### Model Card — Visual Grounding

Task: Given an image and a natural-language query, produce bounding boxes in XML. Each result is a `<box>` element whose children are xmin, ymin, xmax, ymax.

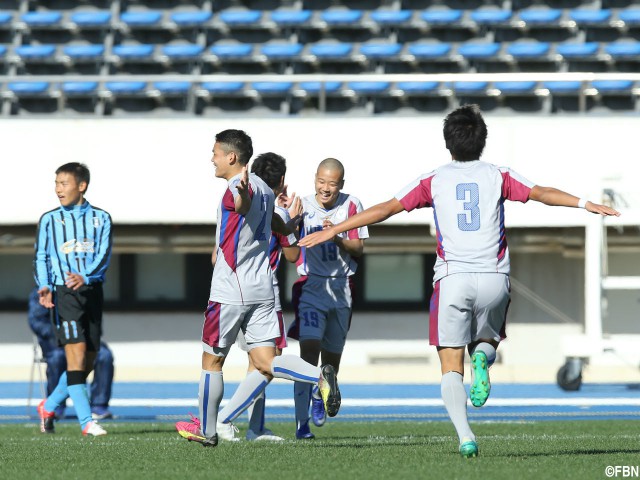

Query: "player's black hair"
<box><xmin>443</xmin><ymin>104</ymin><xmax>488</xmax><ymax>161</ymax></box>
<box><xmin>55</xmin><ymin>162</ymin><xmax>90</xmax><ymax>191</ymax></box>
<box><xmin>251</xmin><ymin>152</ymin><xmax>286</xmax><ymax>189</ymax></box>
<box><xmin>215</xmin><ymin>129</ymin><xmax>253</xmax><ymax>166</ymax></box>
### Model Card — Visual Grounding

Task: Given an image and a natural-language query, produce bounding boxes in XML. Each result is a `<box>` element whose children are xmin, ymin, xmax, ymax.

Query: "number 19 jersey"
<box><xmin>395</xmin><ymin>160</ymin><xmax>535</xmax><ymax>282</ymax></box>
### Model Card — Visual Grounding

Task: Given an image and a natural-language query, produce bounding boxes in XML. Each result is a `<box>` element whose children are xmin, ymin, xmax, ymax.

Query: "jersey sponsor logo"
<box><xmin>307</xmin><ymin>211</ymin><xmax>316</xmax><ymax>219</ymax></box>
<box><xmin>60</xmin><ymin>239</ymin><xmax>95</xmax><ymax>254</ymax></box>
<box><xmin>93</xmin><ymin>217</ymin><xmax>102</xmax><ymax>227</ymax></box>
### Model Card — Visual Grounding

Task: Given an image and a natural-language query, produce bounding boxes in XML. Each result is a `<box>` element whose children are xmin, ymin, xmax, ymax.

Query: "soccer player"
<box><xmin>288</xmin><ymin>158</ymin><xmax>368</xmax><ymax>439</ymax></box>
<box><xmin>298</xmin><ymin>105</ymin><xmax>620</xmax><ymax>457</ymax></box>
<box><xmin>34</xmin><ymin>162</ymin><xmax>113</xmax><ymax>437</ymax></box>
<box><xmin>175</xmin><ymin>130</ymin><xmax>340</xmax><ymax>448</ymax></box>
<box><xmin>28</xmin><ymin>287</ymin><xmax>115</xmax><ymax>422</ymax></box>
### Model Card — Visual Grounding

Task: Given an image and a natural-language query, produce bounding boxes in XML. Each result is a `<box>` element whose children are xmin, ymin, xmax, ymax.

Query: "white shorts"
<box><xmin>429</xmin><ymin>273</ymin><xmax>510</xmax><ymax>347</ymax></box>
<box><xmin>201</xmin><ymin>301</ymin><xmax>279</xmax><ymax>355</ymax></box>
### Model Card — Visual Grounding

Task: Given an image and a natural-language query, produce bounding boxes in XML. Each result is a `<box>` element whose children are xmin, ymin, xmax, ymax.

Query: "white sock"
<box><xmin>199</xmin><ymin>370</ymin><xmax>223</xmax><ymax>438</ymax></box>
<box><xmin>218</xmin><ymin>370</ymin><xmax>270</xmax><ymax>424</ymax></box>
<box><xmin>441</xmin><ymin>371</ymin><xmax>475</xmax><ymax>443</ymax></box>
<box><xmin>271</xmin><ymin>355</ymin><xmax>321</xmax><ymax>383</ymax></box>
<box><xmin>472</xmin><ymin>343</ymin><xmax>497</xmax><ymax>367</ymax></box>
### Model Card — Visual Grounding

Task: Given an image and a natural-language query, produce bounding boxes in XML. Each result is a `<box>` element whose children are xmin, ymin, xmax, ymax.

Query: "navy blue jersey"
<box><xmin>34</xmin><ymin>201</ymin><xmax>112</xmax><ymax>290</ymax></box>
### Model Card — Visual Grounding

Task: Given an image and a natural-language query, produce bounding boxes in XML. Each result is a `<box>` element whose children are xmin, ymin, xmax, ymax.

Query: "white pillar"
<box><xmin>584</xmin><ymin>213</ymin><xmax>603</xmax><ymax>342</ymax></box>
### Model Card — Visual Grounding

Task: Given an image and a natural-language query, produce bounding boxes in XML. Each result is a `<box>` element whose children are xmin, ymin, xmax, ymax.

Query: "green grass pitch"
<box><xmin>1</xmin><ymin>420</ymin><xmax>639</xmax><ymax>480</ymax></box>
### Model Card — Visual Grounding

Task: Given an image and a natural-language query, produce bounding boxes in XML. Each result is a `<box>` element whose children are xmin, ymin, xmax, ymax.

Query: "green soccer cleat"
<box><xmin>470</xmin><ymin>351</ymin><xmax>491</xmax><ymax>408</ymax></box>
<box><xmin>459</xmin><ymin>439</ymin><xmax>479</xmax><ymax>458</ymax></box>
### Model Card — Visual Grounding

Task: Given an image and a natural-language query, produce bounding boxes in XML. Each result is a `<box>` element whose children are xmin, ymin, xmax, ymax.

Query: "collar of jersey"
<box><xmin>451</xmin><ymin>160</ymin><xmax>480</xmax><ymax>168</ymax></box>
<box><xmin>61</xmin><ymin>200</ymin><xmax>90</xmax><ymax>214</ymax></box>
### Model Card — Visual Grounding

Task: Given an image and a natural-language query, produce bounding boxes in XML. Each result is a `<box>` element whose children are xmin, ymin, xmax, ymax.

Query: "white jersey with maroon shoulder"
<box><xmin>395</xmin><ymin>160</ymin><xmax>534</xmax><ymax>282</ymax></box>
<box><xmin>297</xmin><ymin>192</ymin><xmax>369</xmax><ymax>277</ymax></box>
<box><xmin>210</xmin><ymin>172</ymin><xmax>275</xmax><ymax>305</ymax></box>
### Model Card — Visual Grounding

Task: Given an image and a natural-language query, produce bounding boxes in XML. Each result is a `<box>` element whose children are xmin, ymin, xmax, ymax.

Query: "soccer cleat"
<box><xmin>246</xmin><ymin>428</ymin><xmax>284</xmax><ymax>442</ymax></box>
<box><xmin>470</xmin><ymin>351</ymin><xmax>491</xmax><ymax>408</ymax></box>
<box><xmin>311</xmin><ymin>385</ymin><xmax>326</xmax><ymax>427</ymax></box>
<box><xmin>38</xmin><ymin>400</ymin><xmax>55</xmax><ymax>434</ymax></box>
<box><xmin>216</xmin><ymin>422</ymin><xmax>240</xmax><ymax>442</ymax></box>
<box><xmin>459</xmin><ymin>438</ymin><xmax>479</xmax><ymax>458</ymax></box>
<box><xmin>295</xmin><ymin>420</ymin><xmax>315</xmax><ymax>440</ymax></box>
<box><xmin>91</xmin><ymin>406</ymin><xmax>113</xmax><ymax>421</ymax></box>
<box><xmin>82</xmin><ymin>421</ymin><xmax>107</xmax><ymax>437</ymax></box>
<box><xmin>318</xmin><ymin>364</ymin><xmax>341</xmax><ymax>417</ymax></box>
<box><xmin>176</xmin><ymin>416</ymin><xmax>217</xmax><ymax>447</ymax></box>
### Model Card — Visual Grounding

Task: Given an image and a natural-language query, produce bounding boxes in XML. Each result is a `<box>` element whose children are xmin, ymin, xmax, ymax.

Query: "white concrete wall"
<box><xmin>2</xmin><ymin>115</ymin><xmax>638</xmax><ymax>226</ymax></box>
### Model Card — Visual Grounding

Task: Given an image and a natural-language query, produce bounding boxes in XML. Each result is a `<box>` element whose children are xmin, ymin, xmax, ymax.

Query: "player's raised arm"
<box><xmin>299</xmin><ymin>198</ymin><xmax>405</xmax><ymax>248</ymax></box>
<box><xmin>528</xmin><ymin>186</ymin><xmax>621</xmax><ymax>216</ymax></box>
<box><xmin>234</xmin><ymin>166</ymin><xmax>252</xmax><ymax>215</ymax></box>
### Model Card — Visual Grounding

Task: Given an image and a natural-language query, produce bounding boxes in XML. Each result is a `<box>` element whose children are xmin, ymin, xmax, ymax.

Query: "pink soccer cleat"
<box><xmin>175</xmin><ymin>414</ymin><xmax>218</xmax><ymax>447</ymax></box>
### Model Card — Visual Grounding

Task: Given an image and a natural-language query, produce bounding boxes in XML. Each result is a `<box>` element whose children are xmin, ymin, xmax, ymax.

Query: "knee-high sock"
<box><xmin>44</xmin><ymin>371</ymin><xmax>68</xmax><ymax>413</ymax></box>
<box><xmin>441</xmin><ymin>371</ymin><xmax>475</xmax><ymax>443</ymax></box>
<box><xmin>271</xmin><ymin>355</ymin><xmax>320</xmax><ymax>383</ymax></box>
<box><xmin>199</xmin><ymin>370</ymin><xmax>224</xmax><ymax>438</ymax></box>
<box><xmin>218</xmin><ymin>370</ymin><xmax>269</xmax><ymax>424</ymax></box>
<box><xmin>66</xmin><ymin>370</ymin><xmax>92</xmax><ymax>429</ymax></box>
<box><xmin>247</xmin><ymin>390</ymin><xmax>265</xmax><ymax>433</ymax></box>
<box><xmin>294</xmin><ymin>382</ymin><xmax>312</xmax><ymax>426</ymax></box>
<box><xmin>472</xmin><ymin>342</ymin><xmax>497</xmax><ymax>367</ymax></box>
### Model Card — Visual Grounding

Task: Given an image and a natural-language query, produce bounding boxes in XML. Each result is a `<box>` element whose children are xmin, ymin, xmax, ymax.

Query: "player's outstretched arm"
<box><xmin>299</xmin><ymin>198</ymin><xmax>405</xmax><ymax>248</ymax></box>
<box><xmin>529</xmin><ymin>186</ymin><xmax>620</xmax><ymax>216</ymax></box>
<box><xmin>234</xmin><ymin>166</ymin><xmax>252</xmax><ymax>215</ymax></box>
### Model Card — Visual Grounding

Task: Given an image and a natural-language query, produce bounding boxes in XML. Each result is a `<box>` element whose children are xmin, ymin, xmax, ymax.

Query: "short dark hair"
<box><xmin>215</xmin><ymin>129</ymin><xmax>253</xmax><ymax>166</ymax></box>
<box><xmin>251</xmin><ymin>152</ymin><xmax>286</xmax><ymax>189</ymax></box>
<box><xmin>55</xmin><ymin>162</ymin><xmax>90</xmax><ymax>190</ymax></box>
<box><xmin>443</xmin><ymin>104</ymin><xmax>487</xmax><ymax>161</ymax></box>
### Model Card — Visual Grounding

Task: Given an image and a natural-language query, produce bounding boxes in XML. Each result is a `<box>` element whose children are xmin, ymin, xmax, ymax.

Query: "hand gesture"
<box><xmin>277</xmin><ymin>185</ymin><xmax>290</xmax><ymax>208</ymax></box>
<box><xmin>65</xmin><ymin>272</ymin><xmax>86</xmax><ymax>291</ymax></box>
<box><xmin>585</xmin><ymin>202</ymin><xmax>621</xmax><ymax>217</ymax></box>
<box><xmin>236</xmin><ymin>166</ymin><xmax>249</xmax><ymax>198</ymax></box>
<box><xmin>288</xmin><ymin>193</ymin><xmax>303</xmax><ymax>224</ymax></box>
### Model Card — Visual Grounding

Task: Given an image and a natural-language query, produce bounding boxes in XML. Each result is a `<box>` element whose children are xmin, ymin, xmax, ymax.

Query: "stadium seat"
<box><xmin>470</xmin><ymin>10</ymin><xmax>513</xmax><ymax>25</ymax></box>
<box><xmin>395</xmin><ymin>81</ymin><xmax>440</xmax><ymax>93</ymax></box>
<box><xmin>62</xmin><ymin>81</ymin><xmax>98</xmax><ymax>95</ymax></box>
<box><xmin>260</xmin><ymin>43</ymin><xmax>304</xmax><ymax>60</ymax></box>
<box><xmin>105</xmin><ymin>81</ymin><xmax>147</xmax><ymax>94</ymax></box>
<box><xmin>407</xmin><ymin>43</ymin><xmax>452</xmax><ymax>59</ymax></box>
<box><xmin>153</xmin><ymin>81</ymin><xmax>191</xmax><ymax>94</ymax></box>
<box><xmin>506</xmin><ymin>42</ymin><xmax>551</xmax><ymax>59</ymax></box>
<box><xmin>543</xmin><ymin>81</ymin><xmax>582</xmax><ymax>93</ymax></box>
<box><xmin>493</xmin><ymin>81</ymin><xmax>537</xmax><ymax>94</ymax></box>
<box><xmin>62</xmin><ymin>44</ymin><xmax>105</xmax><ymax>60</ymax></box>
<box><xmin>0</xmin><ymin>45</ymin><xmax>6</xmax><ymax>57</ymax></box>
<box><xmin>618</xmin><ymin>9</ymin><xmax>640</xmax><ymax>26</ymax></box>
<box><xmin>120</xmin><ymin>11</ymin><xmax>163</xmax><ymax>27</ymax></box>
<box><xmin>454</xmin><ymin>81</ymin><xmax>489</xmax><ymax>93</ymax></box>
<box><xmin>369</xmin><ymin>10</ymin><xmax>413</xmax><ymax>26</ymax></box>
<box><xmin>297</xmin><ymin>81</ymin><xmax>342</xmax><ymax>94</ymax></box>
<box><xmin>218</xmin><ymin>10</ymin><xmax>262</xmax><ymax>26</ymax></box>
<box><xmin>604</xmin><ymin>42</ymin><xmax>640</xmax><ymax>58</ymax></box>
<box><xmin>308</xmin><ymin>42</ymin><xmax>354</xmax><ymax>60</ymax></box>
<box><xmin>270</xmin><ymin>10</ymin><xmax>312</xmax><ymax>26</ymax></box>
<box><xmin>457</xmin><ymin>42</ymin><xmax>501</xmax><ymax>59</ymax></box>
<box><xmin>15</xmin><ymin>45</ymin><xmax>57</xmax><ymax>60</ymax></box>
<box><xmin>0</xmin><ymin>12</ymin><xmax>11</xmax><ymax>27</ymax></box>
<box><xmin>21</xmin><ymin>11</ymin><xmax>63</xmax><ymax>27</ymax></box>
<box><xmin>199</xmin><ymin>81</ymin><xmax>245</xmax><ymax>94</ymax></box>
<box><xmin>420</xmin><ymin>9</ymin><xmax>463</xmax><ymax>25</ymax></box>
<box><xmin>347</xmin><ymin>81</ymin><xmax>390</xmax><ymax>94</ymax></box>
<box><xmin>70</xmin><ymin>11</ymin><xmax>111</xmax><ymax>28</ymax></box>
<box><xmin>591</xmin><ymin>80</ymin><xmax>634</xmax><ymax>92</ymax></box>
<box><xmin>208</xmin><ymin>43</ymin><xmax>254</xmax><ymax>60</ymax></box>
<box><xmin>161</xmin><ymin>44</ymin><xmax>204</xmax><ymax>59</ymax></box>
<box><xmin>518</xmin><ymin>9</ymin><xmax>563</xmax><ymax>25</ymax></box>
<box><xmin>569</xmin><ymin>9</ymin><xmax>612</xmax><ymax>26</ymax></box>
<box><xmin>320</xmin><ymin>10</ymin><xmax>363</xmax><ymax>26</ymax></box>
<box><xmin>7</xmin><ymin>81</ymin><xmax>50</xmax><ymax>94</ymax></box>
<box><xmin>252</xmin><ymin>81</ymin><xmax>293</xmax><ymax>94</ymax></box>
<box><xmin>170</xmin><ymin>11</ymin><xmax>212</xmax><ymax>27</ymax></box>
<box><xmin>556</xmin><ymin>42</ymin><xmax>600</xmax><ymax>58</ymax></box>
<box><xmin>359</xmin><ymin>43</ymin><xmax>403</xmax><ymax>60</ymax></box>
<box><xmin>112</xmin><ymin>44</ymin><xmax>155</xmax><ymax>59</ymax></box>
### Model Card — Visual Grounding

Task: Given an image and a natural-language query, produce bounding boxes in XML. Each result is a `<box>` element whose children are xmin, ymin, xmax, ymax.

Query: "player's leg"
<box><xmin>431</xmin><ymin>274</ymin><xmax>478</xmax><ymax>458</ymax></box>
<box><xmin>468</xmin><ymin>273</ymin><xmax>510</xmax><ymax>408</ymax></box>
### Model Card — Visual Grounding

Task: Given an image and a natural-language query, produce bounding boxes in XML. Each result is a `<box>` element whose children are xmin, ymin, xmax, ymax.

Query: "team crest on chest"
<box><xmin>93</xmin><ymin>217</ymin><xmax>102</xmax><ymax>227</ymax></box>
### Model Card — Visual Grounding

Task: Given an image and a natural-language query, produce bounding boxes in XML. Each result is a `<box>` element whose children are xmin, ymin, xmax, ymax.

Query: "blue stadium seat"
<box><xmin>120</xmin><ymin>11</ymin><xmax>163</xmax><ymax>27</ymax></box>
<box><xmin>161</xmin><ymin>44</ymin><xmax>204</xmax><ymax>59</ymax></box>
<box><xmin>470</xmin><ymin>10</ymin><xmax>512</xmax><ymax>25</ymax></box>
<box><xmin>62</xmin><ymin>81</ymin><xmax>98</xmax><ymax>94</ymax></box>
<box><xmin>153</xmin><ymin>81</ymin><xmax>191</xmax><ymax>94</ymax></box>
<box><xmin>518</xmin><ymin>9</ymin><xmax>562</xmax><ymax>25</ymax></box>
<box><xmin>556</xmin><ymin>42</ymin><xmax>599</xmax><ymax>58</ymax></box>
<box><xmin>200</xmin><ymin>82</ymin><xmax>245</xmax><ymax>94</ymax></box>
<box><xmin>359</xmin><ymin>43</ymin><xmax>403</xmax><ymax>59</ymax></box>
<box><xmin>407</xmin><ymin>43</ymin><xmax>452</xmax><ymax>59</ymax></box>
<box><xmin>591</xmin><ymin>80</ymin><xmax>634</xmax><ymax>92</ymax></box>
<box><xmin>219</xmin><ymin>10</ymin><xmax>262</xmax><ymax>25</ymax></box>
<box><xmin>70</xmin><ymin>11</ymin><xmax>111</xmax><ymax>28</ymax></box>
<box><xmin>105</xmin><ymin>81</ymin><xmax>147</xmax><ymax>94</ymax></box>
<box><xmin>457</xmin><ymin>43</ymin><xmax>501</xmax><ymax>59</ymax></box>
<box><xmin>0</xmin><ymin>45</ymin><xmax>5</xmax><ymax>56</ymax></box>
<box><xmin>506</xmin><ymin>42</ymin><xmax>551</xmax><ymax>59</ymax></box>
<box><xmin>618</xmin><ymin>9</ymin><xmax>640</xmax><ymax>25</ymax></box>
<box><xmin>605</xmin><ymin>42</ymin><xmax>640</xmax><ymax>58</ymax></box>
<box><xmin>63</xmin><ymin>44</ymin><xmax>104</xmax><ymax>60</ymax></box>
<box><xmin>297</xmin><ymin>81</ymin><xmax>342</xmax><ymax>94</ymax></box>
<box><xmin>0</xmin><ymin>12</ymin><xmax>12</xmax><ymax>26</ymax></box>
<box><xmin>370</xmin><ymin>10</ymin><xmax>413</xmax><ymax>26</ymax></box>
<box><xmin>347</xmin><ymin>81</ymin><xmax>390</xmax><ymax>94</ymax></box>
<box><xmin>15</xmin><ymin>45</ymin><xmax>57</xmax><ymax>60</ymax></box>
<box><xmin>454</xmin><ymin>81</ymin><xmax>488</xmax><ymax>93</ymax></box>
<box><xmin>543</xmin><ymin>81</ymin><xmax>582</xmax><ymax>93</ymax></box>
<box><xmin>170</xmin><ymin>11</ymin><xmax>212</xmax><ymax>27</ymax></box>
<box><xmin>270</xmin><ymin>10</ymin><xmax>312</xmax><ymax>26</ymax></box>
<box><xmin>8</xmin><ymin>81</ymin><xmax>50</xmax><ymax>94</ymax></box>
<box><xmin>321</xmin><ymin>10</ymin><xmax>363</xmax><ymax>25</ymax></box>
<box><xmin>208</xmin><ymin>43</ymin><xmax>254</xmax><ymax>60</ymax></box>
<box><xmin>260</xmin><ymin>43</ymin><xmax>304</xmax><ymax>59</ymax></box>
<box><xmin>21</xmin><ymin>11</ymin><xmax>62</xmax><ymax>27</ymax></box>
<box><xmin>494</xmin><ymin>81</ymin><xmax>537</xmax><ymax>94</ymax></box>
<box><xmin>420</xmin><ymin>9</ymin><xmax>463</xmax><ymax>24</ymax></box>
<box><xmin>252</xmin><ymin>82</ymin><xmax>293</xmax><ymax>94</ymax></box>
<box><xmin>112</xmin><ymin>44</ymin><xmax>155</xmax><ymax>59</ymax></box>
<box><xmin>569</xmin><ymin>9</ymin><xmax>611</xmax><ymax>26</ymax></box>
<box><xmin>308</xmin><ymin>42</ymin><xmax>353</xmax><ymax>59</ymax></box>
<box><xmin>395</xmin><ymin>81</ymin><xmax>439</xmax><ymax>93</ymax></box>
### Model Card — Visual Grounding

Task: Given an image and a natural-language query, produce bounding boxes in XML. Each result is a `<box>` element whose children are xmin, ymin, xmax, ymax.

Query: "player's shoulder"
<box><xmin>38</xmin><ymin>206</ymin><xmax>61</xmax><ymax>223</ymax></box>
<box><xmin>87</xmin><ymin>203</ymin><xmax>112</xmax><ymax>220</ymax></box>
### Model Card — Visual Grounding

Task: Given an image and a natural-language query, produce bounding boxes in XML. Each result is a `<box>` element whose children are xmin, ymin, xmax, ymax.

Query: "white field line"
<box><xmin>3</xmin><ymin>397</ymin><xmax>640</xmax><ymax>408</ymax></box>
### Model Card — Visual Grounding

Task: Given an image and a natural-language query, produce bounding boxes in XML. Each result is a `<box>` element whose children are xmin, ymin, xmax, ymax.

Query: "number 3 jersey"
<box><xmin>395</xmin><ymin>160</ymin><xmax>534</xmax><ymax>282</ymax></box>
<box><xmin>210</xmin><ymin>172</ymin><xmax>275</xmax><ymax>305</ymax></box>
<box><xmin>297</xmin><ymin>193</ymin><xmax>369</xmax><ymax>278</ymax></box>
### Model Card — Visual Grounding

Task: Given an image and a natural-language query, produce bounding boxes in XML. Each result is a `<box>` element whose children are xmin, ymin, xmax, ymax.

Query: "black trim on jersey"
<box><xmin>49</xmin><ymin>213</ymin><xmax>64</xmax><ymax>285</ymax></box>
<box><xmin>87</xmin><ymin>210</ymin><xmax>112</xmax><ymax>278</ymax></box>
<box><xmin>60</xmin><ymin>210</ymin><xmax>72</xmax><ymax>276</ymax></box>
